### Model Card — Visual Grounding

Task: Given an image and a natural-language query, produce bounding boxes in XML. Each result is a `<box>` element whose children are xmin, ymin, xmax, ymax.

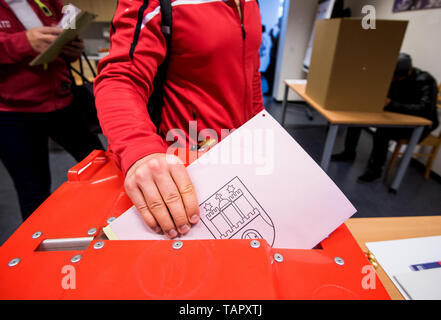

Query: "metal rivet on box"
<box><xmin>172</xmin><ymin>241</ymin><xmax>183</xmax><ymax>250</ymax></box>
<box><xmin>93</xmin><ymin>241</ymin><xmax>105</xmax><ymax>250</ymax></box>
<box><xmin>334</xmin><ymin>257</ymin><xmax>345</xmax><ymax>266</ymax></box>
<box><xmin>87</xmin><ymin>228</ymin><xmax>97</xmax><ymax>236</ymax></box>
<box><xmin>107</xmin><ymin>217</ymin><xmax>116</xmax><ymax>224</ymax></box>
<box><xmin>274</xmin><ymin>253</ymin><xmax>284</xmax><ymax>263</ymax></box>
<box><xmin>32</xmin><ymin>231</ymin><xmax>42</xmax><ymax>239</ymax></box>
<box><xmin>71</xmin><ymin>255</ymin><xmax>82</xmax><ymax>263</ymax></box>
<box><xmin>250</xmin><ymin>240</ymin><xmax>260</xmax><ymax>248</ymax></box>
<box><xmin>8</xmin><ymin>258</ymin><xmax>21</xmax><ymax>267</ymax></box>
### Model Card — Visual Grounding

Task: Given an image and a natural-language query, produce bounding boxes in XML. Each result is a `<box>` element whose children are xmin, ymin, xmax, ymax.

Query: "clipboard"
<box><xmin>29</xmin><ymin>11</ymin><xmax>97</xmax><ymax>67</ymax></box>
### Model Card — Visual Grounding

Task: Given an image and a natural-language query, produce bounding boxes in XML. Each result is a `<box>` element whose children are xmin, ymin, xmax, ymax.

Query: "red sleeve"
<box><xmin>252</xmin><ymin>53</ymin><xmax>264</xmax><ymax>115</ymax></box>
<box><xmin>94</xmin><ymin>0</ymin><xmax>168</xmax><ymax>176</ymax></box>
<box><xmin>0</xmin><ymin>31</ymin><xmax>38</xmax><ymax>65</ymax></box>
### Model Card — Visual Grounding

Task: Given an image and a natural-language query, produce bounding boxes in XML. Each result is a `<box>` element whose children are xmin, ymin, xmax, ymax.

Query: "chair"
<box><xmin>70</xmin><ymin>56</ymin><xmax>97</xmax><ymax>85</ymax></box>
<box><xmin>385</xmin><ymin>83</ymin><xmax>441</xmax><ymax>179</ymax></box>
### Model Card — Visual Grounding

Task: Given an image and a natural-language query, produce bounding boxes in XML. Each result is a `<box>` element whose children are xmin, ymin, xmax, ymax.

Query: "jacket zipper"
<box><xmin>241</xmin><ymin>23</ymin><xmax>246</xmax><ymax>39</ymax></box>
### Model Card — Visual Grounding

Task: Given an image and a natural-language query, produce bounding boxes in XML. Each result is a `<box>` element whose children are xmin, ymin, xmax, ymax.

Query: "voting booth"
<box><xmin>0</xmin><ymin>149</ymin><xmax>390</xmax><ymax>300</ymax></box>
<box><xmin>306</xmin><ymin>19</ymin><xmax>408</xmax><ymax>113</ymax></box>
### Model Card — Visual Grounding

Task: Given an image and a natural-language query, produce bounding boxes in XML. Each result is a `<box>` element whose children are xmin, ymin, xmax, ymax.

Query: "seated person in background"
<box><xmin>332</xmin><ymin>53</ymin><xmax>439</xmax><ymax>183</ymax></box>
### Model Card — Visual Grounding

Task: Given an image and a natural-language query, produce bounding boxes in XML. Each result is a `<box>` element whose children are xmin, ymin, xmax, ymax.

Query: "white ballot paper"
<box><xmin>104</xmin><ymin>110</ymin><xmax>357</xmax><ymax>249</ymax></box>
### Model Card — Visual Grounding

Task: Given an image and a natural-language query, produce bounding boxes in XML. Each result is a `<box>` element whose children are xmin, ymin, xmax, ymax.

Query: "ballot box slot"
<box><xmin>313</xmin><ymin>243</ymin><xmax>323</xmax><ymax>250</ymax></box>
<box><xmin>35</xmin><ymin>237</ymin><xmax>94</xmax><ymax>252</ymax></box>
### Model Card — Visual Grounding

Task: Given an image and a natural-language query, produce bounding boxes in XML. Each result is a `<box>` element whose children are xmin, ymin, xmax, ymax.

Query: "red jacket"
<box><xmin>95</xmin><ymin>0</ymin><xmax>264</xmax><ymax>176</ymax></box>
<box><xmin>0</xmin><ymin>0</ymin><xmax>73</xmax><ymax>113</ymax></box>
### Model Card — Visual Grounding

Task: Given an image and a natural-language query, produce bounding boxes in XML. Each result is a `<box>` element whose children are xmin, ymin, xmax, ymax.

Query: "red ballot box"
<box><xmin>0</xmin><ymin>150</ymin><xmax>390</xmax><ymax>300</ymax></box>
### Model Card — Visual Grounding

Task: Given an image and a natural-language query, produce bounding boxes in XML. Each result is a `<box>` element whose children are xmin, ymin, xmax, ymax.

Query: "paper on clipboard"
<box><xmin>366</xmin><ymin>236</ymin><xmax>441</xmax><ymax>299</ymax></box>
<box><xmin>57</xmin><ymin>4</ymin><xmax>82</xmax><ymax>29</ymax></box>
<box><xmin>29</xmin><ymin>9</ymin><xmax>96</xmax><ymax>66</ymax></box>
<box><xmin>104</xmin><ymin>110</ymin><xmax>357</xmax><ymax>249</ymax></box>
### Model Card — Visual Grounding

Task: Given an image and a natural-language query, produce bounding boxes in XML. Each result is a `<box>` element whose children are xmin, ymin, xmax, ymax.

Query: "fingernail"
<box><xmin>154</xmin><ymin>226</ymin><xmax>162</xmax><ymax>234</ymax></box>
<box><xmin>167</xmin><ymin>229</ymin><xmax>178</xmax><ymax>239</ymax></box>
<box><xmin>190</xmin><ymin>215</ymin><xmax>199</xmax><ymax>223</ymax></box>
<box><xmin>179</xmin><ymin>224</ymin><xmax>190</xmax><ymax>234</ymax></box>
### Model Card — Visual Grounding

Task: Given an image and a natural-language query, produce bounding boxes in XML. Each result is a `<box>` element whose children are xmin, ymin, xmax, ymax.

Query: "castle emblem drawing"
<box><xmin>200</xmin><ymin>177</ymin><xmax>275</xmax><ymax>246</ymax></box>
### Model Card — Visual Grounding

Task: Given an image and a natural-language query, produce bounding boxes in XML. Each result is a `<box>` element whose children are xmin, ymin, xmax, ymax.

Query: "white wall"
<box><xmin>272</xmin><ymin>0</ymin><xmax>319</xmax><ymax>101</ymax></box>
<box><xmin>346</xmin><ymin>0</ymin><xmax>441</xmax><ymax>176</ymax></box>
<box><xmin>260</xmin><ymin>0</ymin><xmax>282</xmax><ymax>32</ymax></box>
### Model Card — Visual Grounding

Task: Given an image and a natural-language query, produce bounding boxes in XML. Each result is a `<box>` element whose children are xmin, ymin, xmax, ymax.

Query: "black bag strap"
<box><xmin>159</xmin><ymin>0</ymin><xmax>172</xmax><ymax>47</ymax></box>
<box><xmin>148</xmin><ymin>0</ymin><xmax>173</xmax><ymax>131</ymax></box>
<box><xmin>82</xmin><ymin>52</ymin><xmax>97</xmax><ymax>78</ymax></box>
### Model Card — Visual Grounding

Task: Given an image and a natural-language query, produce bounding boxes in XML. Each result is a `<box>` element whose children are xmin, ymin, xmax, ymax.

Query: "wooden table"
<box><xmin>281</xmin><ymin>82</ymin><xmax>432</xmax><ymax>192</ymax></box>
<box><xmin>346</xmin><ymin>216</ymin><xmax>441</xmax><ymax>300</ymax></box>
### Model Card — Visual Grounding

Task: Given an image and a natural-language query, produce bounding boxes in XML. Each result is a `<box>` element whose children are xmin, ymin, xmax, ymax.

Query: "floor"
<box><xmin>1</xmin><ymin>98</ymin><xmax>441</xmax><ymax>245</ymax></box>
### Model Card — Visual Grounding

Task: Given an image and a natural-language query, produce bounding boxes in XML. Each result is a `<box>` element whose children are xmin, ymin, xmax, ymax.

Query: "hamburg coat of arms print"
<box><xmin>199</xmin><ymin>177</ymin><xmax>275</xmax><ymax>246</ymax></box>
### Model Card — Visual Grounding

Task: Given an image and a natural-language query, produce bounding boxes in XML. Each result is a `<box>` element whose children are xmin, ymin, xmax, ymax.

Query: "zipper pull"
<box><xmin>241</xmin><ymin>24</ymin><xmax>246</xmax><ymax>39</ymax></box>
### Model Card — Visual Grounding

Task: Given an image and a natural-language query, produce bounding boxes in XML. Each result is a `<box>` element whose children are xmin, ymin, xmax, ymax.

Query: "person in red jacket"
<box><xmin>95</xmin><ymin>0</ymin><xmax>264</xmax><ymax>238</ymax></box>
<box><xmin>0</xmin><ymin>0</ymin><xmax>103</xmax><ymax>221</ymax></box>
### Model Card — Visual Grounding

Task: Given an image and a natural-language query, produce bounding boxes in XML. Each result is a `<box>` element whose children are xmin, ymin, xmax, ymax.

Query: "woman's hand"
<box><xmin>26</xmin><ymin>26</ymin><xmax>63</xmax><ymax>53</ymax></box>
<box><xmin>62</xmin><ymin>37</ymin><xmax>84</xmax><ymax>62</ymax></box>
<box><xmin>124</xmin><ymin>153</ymin><xmax>200</xmax><ymax>238</ymax></box>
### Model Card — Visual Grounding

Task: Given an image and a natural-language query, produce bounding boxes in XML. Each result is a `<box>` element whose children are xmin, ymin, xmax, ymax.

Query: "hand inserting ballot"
<box><xmin>124</xmin><ymin>153</ymin><xmax>200</xmax><ymax>239</ymax></box>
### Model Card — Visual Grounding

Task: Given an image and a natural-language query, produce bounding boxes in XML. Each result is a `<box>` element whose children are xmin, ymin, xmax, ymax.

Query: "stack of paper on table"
<box><xmin>367</xmin><ymin>236</ymin><xmax>441</xmax><ymax>300</ymax></box>
<box><xmin>104</xmin><ymin>110</ymin><xmax>357</xmax><ymax>249</ymax></box>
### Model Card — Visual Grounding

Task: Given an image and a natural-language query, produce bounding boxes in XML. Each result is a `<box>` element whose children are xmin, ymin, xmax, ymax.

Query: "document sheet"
<box><xmin>367</xmin><ymin>236</ymin><xmax>441</xmax><ymax>299</ymax></box>
<box><xmin>104</xmin><ymin>110</ymin><xmax>356</xmax><ymax>249</ymax></box>
<box><xmin>394</xmin><ymin>268</ymin><xmax>441</xmax><ymax>300</ymax></box>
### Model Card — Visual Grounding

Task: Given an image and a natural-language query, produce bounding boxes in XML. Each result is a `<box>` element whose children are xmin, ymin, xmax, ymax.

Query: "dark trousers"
<box><xmin>0</xmin><ymin>104</ymin><xmax>104</xmax><ymax>221</ymax></box>
<box><xmin>344</xmin><ymin>127</ymin><xmax>430</xmax><ymax>172</ymax></box>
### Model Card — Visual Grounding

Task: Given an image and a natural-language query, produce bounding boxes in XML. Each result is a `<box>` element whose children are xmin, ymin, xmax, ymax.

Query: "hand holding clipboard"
<box><xmin>29</xmin><ymin>5</ymin><xmax>96</xmax><ymax>67</ymax></box>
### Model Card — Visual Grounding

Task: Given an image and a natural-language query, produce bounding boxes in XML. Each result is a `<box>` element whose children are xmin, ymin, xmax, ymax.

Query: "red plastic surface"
<box><xmin>0</xmin><ymin>150</ymin><xmax>390</xmax><ymax>300</ymax></box>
